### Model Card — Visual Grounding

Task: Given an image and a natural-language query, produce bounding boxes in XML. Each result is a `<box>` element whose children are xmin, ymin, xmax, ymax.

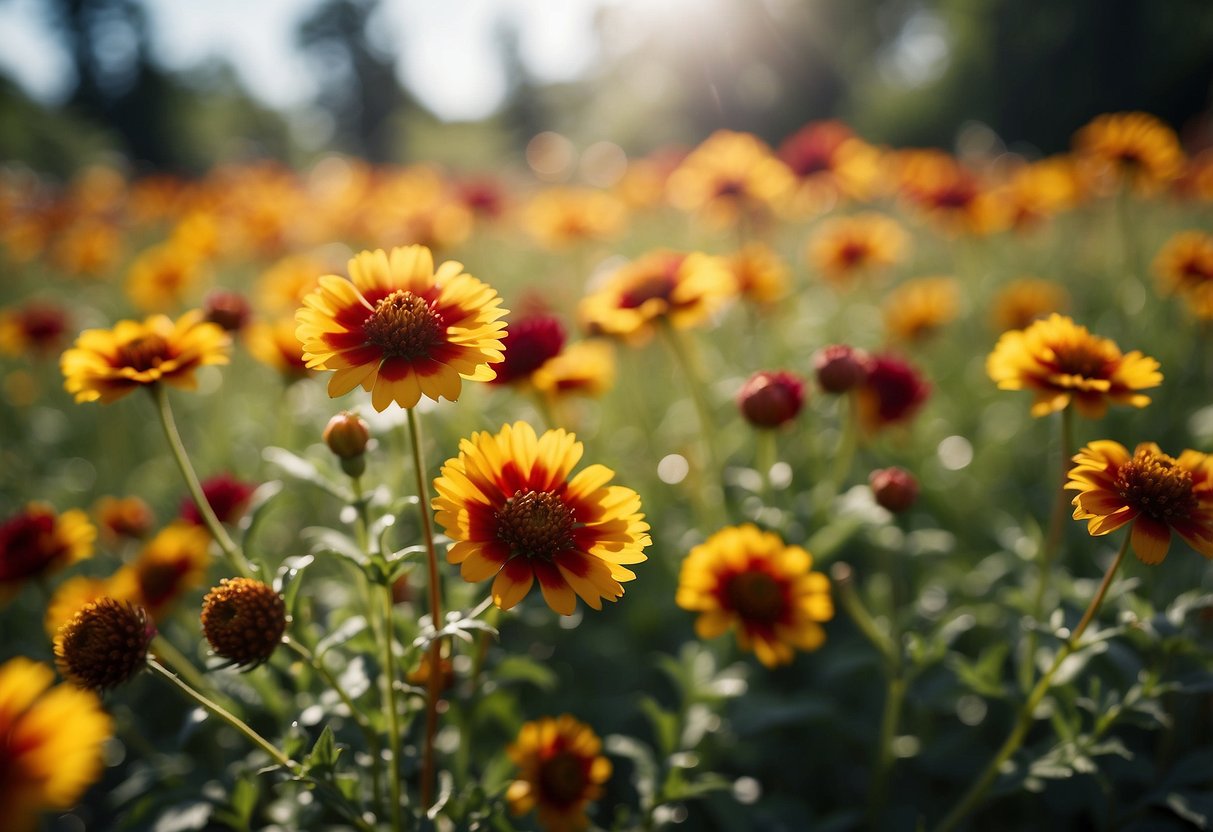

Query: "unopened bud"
<box><xmin>869</xmin><ymin>467</ymin><xmax>919</xmax><ymax>513</ymax></box>
<box><xmin>737</xmin><ymin>371</ymin><xmax>805</xmax><ymax>428</ymax></box>
<box><xmin>324</xmin><ymin>412</ymin><xmax>370</xmax><ymax>476</ymax></box>
<box><xmin>814</xmin><ymin>344</ymin><xmax>870</xmax><ymax>394</ymax></box>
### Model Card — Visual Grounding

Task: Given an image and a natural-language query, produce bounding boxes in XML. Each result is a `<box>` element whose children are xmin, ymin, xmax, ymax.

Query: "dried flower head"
<box><xmin>54</xmin><ymin>598</ymin><xmax>154</xmax><ymax>691</ymax></box>
<box><xmin>201</xmin><ymin>578</ymin><xmax>287</xmax><ymax>667</ymax></box>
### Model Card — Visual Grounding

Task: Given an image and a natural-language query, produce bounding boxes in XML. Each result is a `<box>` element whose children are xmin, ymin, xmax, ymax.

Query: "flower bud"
<box><xmin>737</xmin><ymin>371</ymin><xmax>805</xmax><ymax>428</ymax></box>
<box><xmin>202</xmin><ymin>290</ymin><xmax>252</xmax><ymax>333</ymax></box>
<box><xmin>324</xmin><ymin>411</ymin><xmax>371</xmax><ymax>477</ymax></box>
<box><xmin>869</xmin><ymin>467</ymin><xmax>919</xmax><ymax>513</ymax></box>
<box><xmin>814</xmin><ymin>344</ymin><xmax>870</xmax><ymax>394</ymax></box>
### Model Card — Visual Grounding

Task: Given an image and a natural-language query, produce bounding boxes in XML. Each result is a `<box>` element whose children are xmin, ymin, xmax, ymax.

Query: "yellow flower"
<box><xmin>807</xmin><ymin>213</ymin><xmax>908</xmax><ymax>286</ymax></box>
<box><xmin>522</xmin><ymin>187</ymin><xmax>627</xmax><ymax>249</ymax></box>
<box><xmin>986</xmin><ymin>313</ymin><xmax>1162</xmax><ymax>418</ymax></box>
<box><xmin>0</xmin><ymin>504</ymin><xmax>95</xmax><ymax>602</ymax></box>
<box><xmin>777</xmin><ymin>120</ymin><xmax>882</xmax><ymax>215</ymax></box>
<box><xmin>1153</xmin><ymin>230</ymin><xmax>1213</xmax><ymax>319</ymax></box>
<box><xmin>433</xmin><ymin>422</ymin><xmax>649</xmax><ymax>615</ymax></box>
<box><xmin>60</xmin><ymin>310</ymin><xmax>231</xmax><ymax>404</ymax></box>
<box><xmin>255</xmin><ymin>254</ymin><xmax>328</xmax><ymax>314</ymax></box>
<box><xmin>727</xmin><ymin>243</ymin><xmax>791</xmax><ymax>306</ymax></box>
<box><xmin>109</xmin><ymin>522</ymin><xmax>212</xmax><ymax>621</ymax></box>
<box><xmin>676</xmin><ymin>524</ymin><xmax>832</xmax><ymax>668</ymax></box>
<box><xmin>532</xmin><ymin>340</ymin><xmax>617</xmax><ymax>399</ymax></box>
<box><xmin>1073</xmin><ymin>111</ymin><xmax>1184</xmax><ymax>194</ymax></box>
<box><xmin>50</xmin><ymin>219</ymin><xmax>122</xmax><ymax>278</ymax></box>
<box><xmin>0</xmin><ymin>658</ymin><xmax>112</xmax><ymax>832</ymax></box>
<box><xmin>44</xmin><ymin>575</ymin><xmax>126</xmax><ymax>638</ymax></box>
<box><xmin>990</xmin><ymin>278</ymin><xmax>1070</xmax><ymax>333</ymax></box>
<box><xmin>883</xmin><ymin>277</ymin><xmax>960</xmax><ymax>343</ymax></box>
<box><xmin>894</xmin><ymin>151</ymin><xmax>1007</xmax><ymax>235</ymax></box>
<box><xmin>998</xmin><ymin>156</ymin><xmax>1081</xmax><ymax>229</ymax></box>
<box><xmin>1066</xmin><ymin>440</ymin><xmax>1213</xmax><ymax>565</ymax></box>
<box><xmin>245</xmin><ymin>318</ymin><xmax>311</xmax><ymax>379</ymax></box>
<box><xmin>506</xmin><ymin>714</ymin><xmax>612</xmax><ymax>832</ymax></box>
<box><xmin>296</xmin><ymin>245</ymin><xmax>507</xmax><ymax>411</ymax></box>
<box><xmin>667</xmin><ymin>130</ymin><xmax>795</xmax><ymax>226</ymax></box>
<box><xmin>578</xmin><ymin>250</ymin><xmax>734</xmax><ymax>340</ymax></box>
<box><xmin>125</xmin><ymin>243</ymin><xmax>208</xmax><ymax>312</ymax></box>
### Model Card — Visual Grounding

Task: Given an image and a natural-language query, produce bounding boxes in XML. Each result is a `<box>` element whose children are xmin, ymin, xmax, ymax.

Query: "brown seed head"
<box><xmin>201</xmin><ymin>578</ymin><xmax>287</xmax><ymax>667</ymax></box>
<box><xmin>55</xmin><ymin>598</ymin><xmax>154</xmax><ymax>690</ymax></box>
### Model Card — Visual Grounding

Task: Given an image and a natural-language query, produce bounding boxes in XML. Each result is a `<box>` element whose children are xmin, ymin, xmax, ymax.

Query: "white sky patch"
<box><xmin>0</xmin><ymin>0</ymin><xmax>75</xmax><ymax>103</ymax></box>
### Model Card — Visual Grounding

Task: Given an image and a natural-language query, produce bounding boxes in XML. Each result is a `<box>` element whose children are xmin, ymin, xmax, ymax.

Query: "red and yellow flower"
<box><xmin>1066</xmin><ymin>441</ymin><xmax>1213</xmax><ymax>564</ymax></box>
<box><xmin>506</xmin><ymin>714</ymin><xmax>612</xmax><ymax>832</ymax></box>
<box><xmin>676</xmin><ymin>524</ymin><xmax>832</xmax><ymax>668</ymax></box>
<box><xmin>0</xmin><ymin>504</ymin><xmax>95</xmax><ymax>601</ymax></box>
<box><xmin>882</xmin><ymin>276</ymin><xmax>960</xmax><ymax>343</ymax></box>
<box><xmin>1153</xmin><ymin>230</ymin><xmax>1213</xmax><ymax>319</ymax></box>
<box><xmin>433</xmin><ymin>422</ymin><xmax>649</xmax><ymax>615</ymax></box>
<box><xmin>807</xmin><ymin>213</ymin><xmax>909</xmax><ymax>286</ymax></box>
<box><xmin>1073</xmin><ymin>111</ymin><xmax>1184</xmax><ymax>194</ymax></box>
<box><xmin>296</xmin><ymin>245</ymin><xmax>507</xmax><ymax>411</ymax></box>
<box><xmin>666</xmin><ymin>130</ymin><xmax>795</xmax><ymax>226</ymax></box>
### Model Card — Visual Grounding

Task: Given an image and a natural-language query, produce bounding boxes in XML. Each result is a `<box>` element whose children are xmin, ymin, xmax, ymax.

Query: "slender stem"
<box><xmin>150</xmin><ymin>635</ymin><xmax>212</xmax><ymax>697</ymax></box>
<box><xmin>869</xmin><ymin>674</ymin><xmax>907</xmax><ymax>828</ymax></box>
<box><xmin>407</xmin><ymin>407</ymin><xmax>445</xmax><ymax>810</ymax></box>
<box><xmin>283</xmin><ymin>638</ymin><xmax>382</xmax><ymax>767</ymax></box>
<box><xmin>659</xmin><ymin>321</ymin><xmax>723</xmax><ymax>513</ymax></box>
<box><xmin>151</xmin><ymin>385</ymin><xmax>253</xmax><ymax>576</ymax></box>
<box><xmin>830</xmin><ymin>391</ymin><xmax>859</xmax><ymax>495</ymax></box>
<box><xmin>148</xmin><ymin>658</ymin><xmax>294</xmax><ymax>770</ymax></box>
<box><xmin>932</xmin><ymin>534</ymin><xmax>1130</xmax><ymax>832</ymax></box>
<box><xmin>380</xmin><ymin>581</ymin><xmax>404</xmax><ymax>829</ymax></box>
<box><xmin>755</xmin><ymin>429</ymin><xmax>777</xmax><ymax>505</ymax></box>
<box><xmin>1020</xmin><ymin>406</ymin><xmax>1073</xmax><ymax>691</ymax></box>
<box><xmin>830</xmin><ymin>563</ymin><xmax>897</xmax><ymax>667</ymax></box>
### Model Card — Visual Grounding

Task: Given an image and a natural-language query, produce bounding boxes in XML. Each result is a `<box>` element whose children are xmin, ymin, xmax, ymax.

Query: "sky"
<box><xmin>0</xmin><ymin>0</ymin><xmax>634</xmax><ymax>122</ymax></box>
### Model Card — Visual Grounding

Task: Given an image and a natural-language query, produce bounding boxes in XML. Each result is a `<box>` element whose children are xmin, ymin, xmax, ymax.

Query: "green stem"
<box><xmin>150</xmin><ymin>635</ymin><xmax>212</xmax><ymax>697</ymax></box>
<box><xmin>869</xmin><ymin>674</ymin><xmax>907</xmax><ymax>828</ymax></box>
<box><xmin>148</xmin><ymin>658</ymin><xmax>294</xmax><ymax>770</ymax></box>
<box><xmin>379</xmin><ymin>581</ymin><xmax>404</xmax><ymax>829</ymax></box>
<box><xmin>755</xmin><ymin>429</ymin><xmax>777</xmax><ymax>505</ymax></box>
<box><xmin>830</xmin><ymin>563</ymin><xmax>897</xmax><ymax>667</ymax></box>
<box><xmin>830</xmin><ymin>391</ymin><xmax>859</xmax><ymax>495</ymax></box>
<box><xmin>932</xmin><ymin>534</ymin><xmax>1130</xmax><ymax>832</ymax></box>
<box><xmin>151</xmin><ymin>384</ymin><xmax>253</xmax><ymax>577</ymax></box>
<box><xmin>659</xmin><ymin>321</ymin><xmax>723</xmax><ymax>512</ymax></box>
<box><xmin>1020</xmin><ymin>406</ymin><xmax>1073</xmax><ymax>691</ymax></box>
<box><xmin>407</xmin><ymin>407</ymin><xmax>445</xmax><ymax>811</ymax></box>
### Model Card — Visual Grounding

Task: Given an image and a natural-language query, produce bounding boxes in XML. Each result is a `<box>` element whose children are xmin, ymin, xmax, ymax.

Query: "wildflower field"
<box><xmin>4</xmin><ymin>112</ymin><xmax>1213</xmax><ymax>832</ymax></box>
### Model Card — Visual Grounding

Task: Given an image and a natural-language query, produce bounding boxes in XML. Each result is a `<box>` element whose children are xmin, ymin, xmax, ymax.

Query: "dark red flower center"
<box><xmin>1116</xmin><ymin>450</ymin><xmax>1197</xmax><ymax>522</ymax></box>
<box><xmin>836</xmin><ymin>240</ymin><xmax>871</xmax><ymax>268</ymax></box>
<box><xmin>364</xmin><ymin>290</ymin><xmax>445</xmax><ymax>360</ymax></box>
<box><xmin>0</xmin><ymin>513</ymin><xmax>60</xmax><ymax>581</ymax></box>
<box><xmin>138</xmin><ymin>560</ymin><xmax>192</xmax><ymax>610</ymax></box>
<box><xmin>116</xmin><ymin>334</ymin><xmax>171</xmax><ymax>372</ymax></box>
<box><xmin>495</xmin><ymin>490</ymin><xmax>576</xmax><ymax>561</ymax></box>
<box><xmin>725</xmin><ymin>569</ymin><xmax>786</xmax><ymax>623</ymax></box>
<box><xmin>1049</xmin><ymin>340</ymin><xmax>1111</xmax><ymax>380</ymax></box>
<box><xmin>538</xmin><ymin>750</ymin><xmax>589</xmax><ymax>807</ymax></box>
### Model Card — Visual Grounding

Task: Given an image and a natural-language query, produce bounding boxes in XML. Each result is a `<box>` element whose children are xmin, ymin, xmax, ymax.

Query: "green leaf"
<box><xmin>301</xmin><ymin>724</ymin><xmax>343</xmax><ymax>777</ymax></box>
<box><xmin>315</xmin><ymin>616</ymin><xmax>369</xmax><ymax>657</ymax></box>
<box><xmin>263</xmin><ymin>446</ymin><xmax>353</xmax><ymax>501</ymax></box>
<box><xmin>302</xmin><ymin>526</ymin><xmax>369</xmax><ymax>568</ymax></box>
<box><xmin>274</xmin><ymin>554</ymin><xmax>315</xmax><ymax>614</ymax></box>
<box><xmin>605</xmin><ymin>735</ymin><xmax>659</xmax><ymax>807</ymax></box>
<box><xmin>240</xmin><ymin>480</ymin><xmax>284</xmax><ymax>550</ymax></box>
<box><xmin>1163</xmin><ymin>792</ymin><xmax>1213</xmax><ymax>829</ymax></box>
<box><xmin>490</xmin><ymin>656</ymin><xmax>558</xmax><ymax>691</ymax></box>
<box><xmin>639</xmin><ymin>697</ymin><xmax>679</xmax><ymax>757</ymax></box>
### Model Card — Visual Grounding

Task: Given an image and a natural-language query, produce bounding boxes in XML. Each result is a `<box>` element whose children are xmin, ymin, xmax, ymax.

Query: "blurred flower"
<box><xmin>986</xmin><ymin>313</ymin><xmax>1161</xmax><ymax>418</ymax></box>
<box><xmin>522</xmin><ymin>187</ymin><xmax>626</xmax><ymax>249</ymax></box>
<box><xmin>998</xmin><ymin>156</ymin><xmax>1081</xmax><ymax>229</ymax></box>
<box><xmin>1074</xmin><ymin>111</ymin><xmax>1184</xmax><ymax>194</ymax></box>
<box><xmin>364</xmin><ymin>167</ymin><xmax>474</xmax><ymax>251</ymax></box>
<box><xmin>882</xmin><ymin>277</ymin><xmax>960</xmax><ymax>343</ymax></box>
<box><xmin>1175</xmin><ymin>148</ymin><xmax>1213</xmax><ymax>201</ymax></box>
<box><xmin>112</xmin><ymin>522</ymin><xmax>212</xmax><ymax>621</ymax></box>
<box><xmin>869</xmin><ymin>467</ymin><xmax>920</xmax><ymax>513</ymax></box>
<box><xmin>727</xmin><ymin>243</ymin><xmax>790</xmax><ymax>306</ymax></box>
<box><xmin>255</xmin><ymin>254</ymin><xmax>327</xmax><ymax>314</ymax></box>
<box><xmin>0</xmin><ymin>504</ymin><xmax>95</xmax><ymax>601</ymax></box>
<box><xmin>406</xmin><ymin>650</ymin><xmax>454</xmax><ymax>692</ymax></box>
<box><xmin>125</xmin><ymin>243</ymin><xmax>208</xmax><ymax>312</ymax></box>
<box><xmin>0</xmin><ymin>301</ymin><xmax>70</xmax><ymax>357</ymax></box>
<box><xmin>245</xmin><ymin>318</ymin><xmax>310</xmax><ymax>379</ymax></box>
<box><xmin>202</xmin><ymin>290</ymin><xmax>252</xmax><ymax>333</ymax></box>
<box><xmin>488</xmin><ymin>314</ymin><xmax>567</xmax><ymax>386</ymax></box>
<box><xmin>778</xmin><ymin>120</ymin><xmax>882</xmax><ymax>213</ymax></box>
<box><xmin>1153</xmin><ymin>230</ymin><xmax>1213</xmax><ymax>319</ymax></box>
<box><xmin>201</xmin><ymin>578</ymin><xmax>286</xmax><ymax>667</ymax></box>
<box><xmin>0</xmin><ymin>657</ymin><xmax>112</xmax><ymax>832</ymax></box>
<box><xmin>856</xmin><ymin>354</ymin><xmax>930</xmax><ymax>433</ymax></box>
<box><xmin>169</xmin><ymin>211</ymin><xmax>222</xmax><ymax>261</ymax></box>
<box><xmin>667</xmin><ymin>130</ymin><xmax>794</xmax><ymax>227</ymax></box>
<box><xmin>814</xmin><ymin>344</ymin><xmax>871</xmax><ymax>394</ymax></box>
<box><xmin>532</xmin><ymin>340</ymin><xmax>617</xmax><ymax>399</ymax></box>
<box><xmin>49</xmin><ymin>219</ymin><xmax>122</xmax><ymax>278</ymax></box>
<box><xmin>454</xmin><ymin>175</ymin><xmax>507</xmax><ymax>219</ymax></box>
<box><xmin>676</xmin><ymin>524</ymin><xmax>832</xmax><ymax>668</ymax></box>
<box><xmin>579</xmin><ymin>251</ymin><xmax>733</xmax><ymax>340</ymax></box>
<box><xmin>180</xmin><ymin>474</ymin><xmax>256</xmax><ymax>527</ymax></box>
<box><xmin>894</xmin><ymin>151</ymin><xmax>1006</xmax><ymax>234</ymax></box>
<box><xmin>736</xmin><ymin>370</ymin><xmax>805</xmax><ymax>429</ymax></box>
<box><xmin>54</xmin><ymin>598</ymin><xmax>154</xmax><ymax>691</ymax></box>
<box><xmin>807</xmin><ymin>213</ymin><xmax>908</xmax><ymax>286</ymax></box>
<box><xmin>93</xmin><ymin>495</ymin><xmax>154</xmax><ymax>542</ymax></box>
<box><xmin>507</xmin><ymin>714</ymin><xmax>611</xmax><ymax>832</ymax></box>
<box><xmin>60</xmin><ymin>310</ymin><xmax>230</xmax><ymax>404</ymax></box>
<box><xmin>1066</xmin><ymin>440</ymin><xmax>1213</xmax><ymax>564</ymax></box>
<box><xmin>433</xmin><ymin>422</ymin><xmax>649</xmax><ymax>615</ymax></box>
<box><xmin>44</xmin><ymin>576</ymin><xmax>127</xmax><ymax>639</ymax></box>
<box><xmin>990</xmin><ymin>278</ymin><xmax>1070</xmax><ymax>333</ymax></box>
<box><xmin>296</xmin><ymin>245</ymin><xmax>507</xmax><ymax>411</ymax></box>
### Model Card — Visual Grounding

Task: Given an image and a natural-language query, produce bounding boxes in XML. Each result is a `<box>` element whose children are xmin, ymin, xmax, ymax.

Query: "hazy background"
<box><xmin>3</xmin><ymin>0</ymin><xmax>1213</xmax><ymax>174</ymax></box>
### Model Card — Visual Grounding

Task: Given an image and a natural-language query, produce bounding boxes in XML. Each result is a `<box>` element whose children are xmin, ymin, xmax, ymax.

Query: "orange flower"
<box><xmin>522</xmin><ymin>187</ymin><xmax>626</xmax><ymax>249</ymax></box>
<box><xmin>125</xmin><ymin>243</ymin><xmax>208</xmax><ymax>312</ymax></box>
<box><xmin>110</xmin><ymin>522</ymin><xmax>212</xmax><ymax>620</ymax></box>
<box><xmin>296</xmin><ymin>245</ymin><xmax>507</xmax><ymax>411</ymax></box>
<box><xmin>882</xmin><ymin>277</ymin><xmax>960</xmax><ymax>343</ymax></box>
<box><xmin>667</xmin><ymin>130</ymin><xmax>794</xmax><ymax>226</ymax></box>
<box><xmin>433</xmin><ymin>422</ymin><xmax>649</xmax><ymax>615</ymax></box>
<box><xmin>727</xmin><ymin>243</ymin><xmax>790</xmax><ymax>306</ymax></box>
<box><xmin>1074</xmin><ymin>111</ymin><xmax>1184</xmax><ymax>194</ymax></box>
<box><xmin>807</xmin><ymin>213</ymin><xmax>908</xmax><ymax>286</ymax></box>
<box><xmin>506</xmin><ymin>714</ymin><xmax>612</xmax><ymax>832</ymax></box>
<box><xmin>1153</xmin><ymin>230</ymin><xmax>1213</xmax><ymax>319</ymax></box>
<box><xmin>1066</xmin><ymin>440</ymin><xmax>1213</xmax><ymax>564</ymax></box>
<box><xmin>990</xmin><ymin>278</ymin><xmax>1070</xmax><ymax>333</ymax></box>
<box><xmin>532</xmin><ymin>340</ymin><xmax>616</xmax><ymax>399</ymax></box>
<box><xmin>246</xmin><ymin>318</ymin><xmax>311</xmax><ymax>378</ymax></box>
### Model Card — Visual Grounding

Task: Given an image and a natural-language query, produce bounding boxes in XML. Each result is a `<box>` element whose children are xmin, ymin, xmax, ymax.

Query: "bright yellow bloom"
<box><xmin>0</xmin><ymin>504</ymin><xmax>95</xmax><ymax>601</ymax></box>
<box><xmin>807</xmin><ymin>213</ymin><xmax>909</xmax><ymax>286</ymax></box>
<box><xmin>727</xmin><ymin>243</ymin><xmax>791</xmax><ymax>306</ymax></box>
<box><xmin>433</xmin><ymin>422</ymin><xmax>649</xmax><ymax>616</ymax></box>
<box><xmin>676</xmin><ymin>524</ymin><xmax>832</xmax><ymax>668</ymax></box>
<box><xmin>1074</xmin><ymin>112</ymin><xmax>1184</xmax><ymax>194</ymax></box>
<box><xmin>667</xmin><ymin>130</ymin><xmax>795</xmax><ymax>226</ymax></box>
<box><xmin>125</xmin><ymin>243</ymin><xmax>208</xmax><ymax>312</ymax></box>
<box><xmin>296</xmin><ymin>245</ymin><xmax>507</xmax><ymax>411</ymax></box>
<box><xmin>109</xmin><ymin>522</ymin><xmax>212</xmax><ymax>621</ymax></box>
<box><xmin>883</xmin><ymin>277</ymin><xmax>960</xmax><ymax>343</ymax></box>
<box><xmin>506</xmin><ymin>714</ymin><xmax>612</xmax><ymax>832</ymax></box>
<box><xmin>522</xmin><ymin>187</ymin><xmax>627</xmax><ymax>249</ymax></box>
<box><xmin>990</xmin><ymin>278</ymin><xmax>1070</xmax><ymax>333</ymax></box>
<box><xmin>532</xmin><ymin>340</ymin><xmax>616</xmax><ymax>399</ymax></box>
<box><xmin>986</xmin><ymin>314</ymin><xmax>1161</xmax><ymax>418</ymax></box>
<box><xmin>60</xmin><ymin>310</ymin><xmax>231</xmax><ymax>404</ymax></box>
<box><xmin>1153</xmin><ymin>230</ymin><xmax>1213</xmax><ymax>319</ymax></box>
<box><xmin>578</xmin><ymin>250</ymin><xmax>733</xmax><ymax>340</ymax></box>
<box><xmin>1066</xmin><ymin>441</ymin><xmax>1213</xmax><ymax>565</ymax></box>
<box><xmin>0</xmin><ymin>657</ymin><xmax>112</xmax><ymax>832</ymax></box>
